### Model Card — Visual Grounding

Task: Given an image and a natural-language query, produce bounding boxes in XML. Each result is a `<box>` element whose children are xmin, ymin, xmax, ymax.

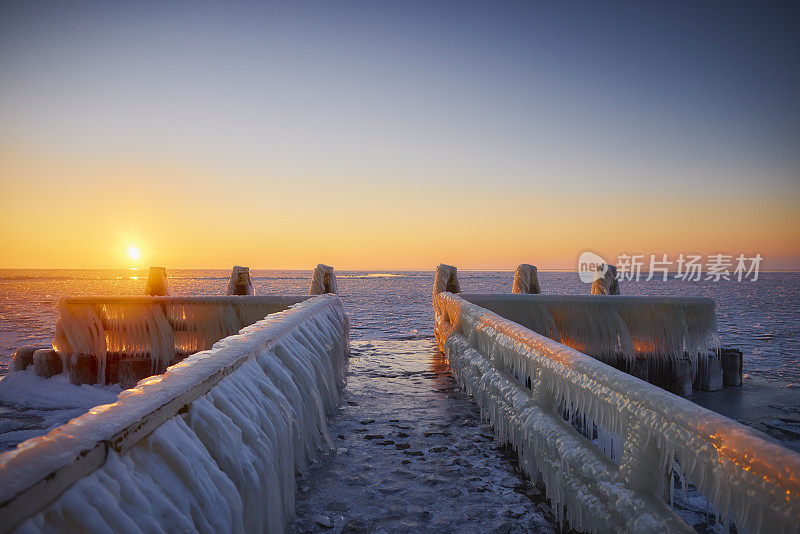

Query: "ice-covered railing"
<box><xmin>0</xmin><ymin>294</ymin><xmax>349</xmax><ymax>534</ymax></box>
<box><xmin>52</xmin><ymin>295</ymin><xmax>310</xmax><ymax>385</ymax></box>
<box><xmin>435</xmin><ymin>263</ymin><xmax>726</xmax><ymax>393</ymax></box>
<box><xmin>433</xmin><ymin>290</ymin><xmax>800</xmax><ymax>533</ymax></box>
<box><xmin>462</xmin><ymin>293</ymin><xmax>718</xmax><ymax>370</ymax></box>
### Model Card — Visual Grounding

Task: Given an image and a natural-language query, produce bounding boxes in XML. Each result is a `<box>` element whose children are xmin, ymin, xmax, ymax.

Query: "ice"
<box><xmin>144</xmin><ymin>267</ymin><xmax>169</xmax><ymax>296</ymax></box>
<box><xmin>463</xmin><ymin>293</ymin><xmax>719</xmax><ymax>374</ymax></box>
<box><xmin>1</xmin><ymin>295</ymin><xmax>349</xmax><ymax>534</ymax></box>
<box><xmin>591</xmin><ymin>264</ymin><xmax>619</xmax><ymax>295</ymax></box>
<box><xmin>0</xmin><ymin>372</ymin><xmax>122</xmax><ymax>452</ymax></box>
<box><xmin>48</xmin><ymin>296</ymin><xmax>308</xmax><ymax>384</ymax></box>
<box><xmin>434</xmin><ymin>264</ymin><xmax>460</xmax><ymax>295</ymax></box>
<box><xmin>310</xmin><ymin>264</ymin><xmax>338</xmax><ymax>295</ymax></box>
<box><xmin>226</xmin><ymin>266</ymin><xmax>253</xmax><ymax>296</ymax></box>
<box><xmin>512</xmin><ymin>264</ymin><xmax>541</xmax><ymax>294</ymax></box>
<box><xmin>434</xmin><ymin>291</ymin><xmax>800</xmax><ymax>533</ymax></box>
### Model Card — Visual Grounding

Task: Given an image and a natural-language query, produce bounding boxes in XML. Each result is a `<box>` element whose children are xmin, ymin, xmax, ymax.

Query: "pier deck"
<box><xmin>292</xmin><ymin>339</ymin><xmax>554</xmax><ymax>533</ymax></box>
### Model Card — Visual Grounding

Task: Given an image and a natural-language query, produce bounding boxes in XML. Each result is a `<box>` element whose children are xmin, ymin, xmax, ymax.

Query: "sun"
<box><xmin>128</xmin><ymin>245</ymin><xmax>141</xmax><ymax>260</ymax></box>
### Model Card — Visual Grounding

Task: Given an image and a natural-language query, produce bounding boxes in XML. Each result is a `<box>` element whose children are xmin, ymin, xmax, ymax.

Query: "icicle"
<box><xmin>8</xmin><ymin>295</ymin><xmax>349</xmax><ymax>534</ymax></box>
<box><xmin>435</xmin><ymin>291</ymin><xmax>800</xmax><ymax>534</ymax></box>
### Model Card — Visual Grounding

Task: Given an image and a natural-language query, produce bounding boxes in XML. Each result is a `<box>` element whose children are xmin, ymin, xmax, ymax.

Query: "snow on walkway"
<box><xmin>292</xmin><ymin>339</ymin><xmax>556</xmax><ymax>533</ymax></box>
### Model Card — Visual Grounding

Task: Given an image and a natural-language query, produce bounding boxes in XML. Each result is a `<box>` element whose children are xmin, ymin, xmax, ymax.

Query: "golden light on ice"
<box><xmin>128</xmin><ymin>245</ymin><xmax>141</xmax><ymax>260</ymax></box>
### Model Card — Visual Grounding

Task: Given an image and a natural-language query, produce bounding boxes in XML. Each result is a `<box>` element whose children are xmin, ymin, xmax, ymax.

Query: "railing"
<box><xmin>434</xmin><ymin>290</ymin><xmax>800</xmax><ymax>533</ymax></box>
<box><xmin>0</xmin><ymin>294</ymin><xmax>349</xmax><ymax>533</ymax></box>
<box><xmin>50</xmin><ymin>295</ymin><xmax>310</xmax><ymax>384</ymax></box>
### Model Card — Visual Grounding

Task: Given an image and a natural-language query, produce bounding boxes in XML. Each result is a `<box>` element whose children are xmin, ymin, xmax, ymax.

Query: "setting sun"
<box><xmin>128</xmin><ymin>245</ymin><xmax>140</xmax><ymax>260</ymax></box>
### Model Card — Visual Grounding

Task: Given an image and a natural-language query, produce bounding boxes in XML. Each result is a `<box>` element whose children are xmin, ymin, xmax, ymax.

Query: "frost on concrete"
<box><xmin>434</xmin><ymin>291</ymin><xmax>800</xmax><ymax>534</ymax></box>
<box><xmin>1</xmin><ymin>295</ymin><xmax>349</xmax><ymax>534</ymax></box>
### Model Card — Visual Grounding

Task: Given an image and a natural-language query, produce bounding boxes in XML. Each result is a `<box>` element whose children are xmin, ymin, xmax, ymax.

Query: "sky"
<box><xmin>1</xmin><ymin>1</ymin><xmax>798</xmax><ymax>270</ymax></box>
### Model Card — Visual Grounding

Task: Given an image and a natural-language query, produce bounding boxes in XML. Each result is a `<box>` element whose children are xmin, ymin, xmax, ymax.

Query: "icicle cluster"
<box><xmin>50</xmin><ymin>296</ymin><xmax>308</xmax><ymax>383</ymax></box>
<box><xmin>2</xmin><ymin>295</ymin><xmax>349</xmax><ymax>534</ymax></box>
<box><xmin>463</xmin><ymin>294</ymin><xmax>719</xmax><ymax>374</ymax></box>
<box><xmin>434</xmin><ymin>292</ymin><xmax>800</xmax><ymax>534</ymax></box>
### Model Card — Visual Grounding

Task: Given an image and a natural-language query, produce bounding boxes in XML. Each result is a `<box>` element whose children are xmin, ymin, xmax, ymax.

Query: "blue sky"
<box><xmin>1</xmin><ymin>1</ymin><xmax>798</xmax><ymax>268</ymax></box>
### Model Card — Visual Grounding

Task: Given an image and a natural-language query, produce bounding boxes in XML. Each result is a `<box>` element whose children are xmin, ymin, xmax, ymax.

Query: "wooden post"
<box><xmin>68</xmin><ymin>354</ymin><xmax>99</xmax><ymax>385</ymax></box>
<box><xmin>226</xmin><ymin>266</ymin><xmax>253</xmax><ymax>295</ymax></box>
<box><xmin>144</xmin><ymin>267</ymin><xmax>169</xmax><ymax>296</ymax></box>
<box><xmin>11</xmin><ymin>345</ymin><xmax>48</xmax><ymax>372</ymax></box>
<box><xmin>434</xmin><ymin>264</ymin><xmax>460</xmax><ymax>295</ymax></box>
<box><xmin>119</xmin><ymin>358</ymin><xmax>152</xmax><ymax>389</ymax></box>
<box><xmin>310</xmin><ymin>264</ymin><xmax>337</xmax><ymax>294</ymax></box>
<box><xmin>511</xmin><ymin>264</ymin><xmax>541</xmax><ymax>294</ymax></box>
<box><xmin>33</xmin><ymin>349</ymin><xmax>63</xmax><ymax>378</ymax></box>
<box><xmin>694</xmin><ymin>350</ymin><xmax>723</xmax><ymax>391</ymax></box>
<box><xmin>721</xmin><ymin>348</ymin><xmax>743</xmax><ymax>386</ymax></box>
<box><xmin>591</xmin><ymin>264</ymin><xmax>619</xmax><ymax>295</ymax></box>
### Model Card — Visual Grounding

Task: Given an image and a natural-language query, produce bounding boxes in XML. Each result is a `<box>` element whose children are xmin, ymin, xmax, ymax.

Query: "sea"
<box><xmin>1</xmin><ymin>269</ymin><xmax>799</xmax><ymax>384</ymax></box>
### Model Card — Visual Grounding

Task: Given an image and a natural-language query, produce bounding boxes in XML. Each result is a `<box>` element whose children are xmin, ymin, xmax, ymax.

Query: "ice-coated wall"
<box><xmin>433</xmin><ymin>291</ymin><xmax>800</xmax><ymax>534</ymax></box>
<box><xmin>0</xmin><ymin>294</ymin><xmax>349</xmax><ymax>534</ymax></box>
<box><xmin>50</xmin><ymin>295</ymin><xmax>310</xmax><ymax>383</ymax></box>
<box><xmin>461</xmin><ymin>294</ymin><xmax>718</xmax><ymax>372</ymax></box>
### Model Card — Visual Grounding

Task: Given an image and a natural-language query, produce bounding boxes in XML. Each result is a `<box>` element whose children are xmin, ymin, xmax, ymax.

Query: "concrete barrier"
<box><xmin>433</xmin><ymin>288</ymin><xmax>800</xmax><ymax>533</ymax></box>
<box><xmin>0</xmin><ymin>294</ymin><xmax>350</xmax><ymax>534</ymax></box>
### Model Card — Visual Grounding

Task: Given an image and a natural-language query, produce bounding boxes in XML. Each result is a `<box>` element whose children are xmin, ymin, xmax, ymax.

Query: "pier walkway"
<box><xmin>292</xmin><ymin>339</ymin><xmax>554</xmax><ymax>533</ymax></box>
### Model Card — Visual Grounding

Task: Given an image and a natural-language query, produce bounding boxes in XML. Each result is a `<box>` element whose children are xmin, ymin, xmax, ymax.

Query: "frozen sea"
<box><xmin>0</xmin><ymin>269</ymin><xmax>798</xmax><ymax>531</ymax></box>
<box><xmin>2</xmin><ymin>269</ymin><xmax>799</xmax><ymax>383</ymax></box>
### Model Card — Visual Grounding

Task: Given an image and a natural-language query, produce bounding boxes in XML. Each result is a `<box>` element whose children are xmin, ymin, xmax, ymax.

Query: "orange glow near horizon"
<box><xmin>1</xmin><ymin>145</ymin><xmax>799</xmax><ymax>271</ymax></box>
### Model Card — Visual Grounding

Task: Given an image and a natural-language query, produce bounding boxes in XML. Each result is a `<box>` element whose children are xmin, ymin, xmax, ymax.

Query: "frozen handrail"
<box><xmin>461</xmin><ymin>293</ymin><xmax>718</xmax><ymax>369</ymax></box>
<box><xmin>0</xmin><ymin>294</ymin><xmax>349</xmax><ymax>533</ymax></box>
<box><xmin>434</xmin><ymin>291</ymin><xmax>800</xmax><ymax>533</ymax></box>
<box><xmin>51</xmin><ymin>295</ymin><xmax>310</xmax><ymax>384</ymax></box>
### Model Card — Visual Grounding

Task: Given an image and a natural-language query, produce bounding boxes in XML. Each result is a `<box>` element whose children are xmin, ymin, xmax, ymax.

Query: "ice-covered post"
<box><xmin>226</xmin><ymin>266</ymin><xmax>253</xmax><ymax>295</ymax></box>
<box><xmin>145</xmin><ymin>267</ymin><xmax>169</xmax><ymax>296</ymax></box>
<box><xmin>434</xmin><ymin>264</ymin><xmax>461</xmax><ymax>295</ymax></box>
<box><xmin>310</xmin><ymin>264</ymin><xmax>337</xmax><ymax>294</ymax></box>
<box><xmin>10</xmin><ymin>345</ymin><xmax>49</xmax><ymax>372</ymax></box>
<box><xmin>591</xmin><ymin>264</ymin><xmax>619</xmax><ymax>295</ymax></box>
<box><xmin>511</xmin><ymin>264</ymin><xmax>541</xmax><ymax>294</ymax></box>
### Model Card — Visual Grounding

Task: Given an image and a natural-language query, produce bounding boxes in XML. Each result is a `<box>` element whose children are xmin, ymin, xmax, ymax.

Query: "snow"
<box><xmin>0</xmin><ymin>372</ymin><xmax>121</xmax><ymax>452</ymax></box>
<box><xmin>1</xmin><ymin>294</ymin><xmax>349</xmax><ymax>534</ymax></box>
<box><xmin>434</xmin><ymin>290</ymin><xmax>800</xmax><ymax>533</ymax></box>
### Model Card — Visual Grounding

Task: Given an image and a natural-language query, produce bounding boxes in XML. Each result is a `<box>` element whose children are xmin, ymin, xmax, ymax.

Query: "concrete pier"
<box><xmin>292</xmin><ymin>340</ymin><xmax>554</xmax><ymax>532</ymax></box>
